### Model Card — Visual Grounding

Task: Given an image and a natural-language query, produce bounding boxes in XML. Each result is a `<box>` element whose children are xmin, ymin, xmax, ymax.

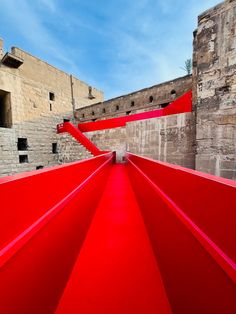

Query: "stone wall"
<box><xmin>0</xmin><ymin>42</ymin><xmax>100</xmax><ymax>177</ymax></box>
<box><xmin>86</xmin><ymin>127</ymin><xmax>127</xmax><ymax>162</ymax></box>
<box><xmin>76</xmin><ymin>75</ymin><xmax>192</xmax><ymax>122</ymax></box>
<box><xmin>86</xmin><ymin>112</ymin><xmax>195</xmax><ymax>167</ymax></box>
<box><xmin>0</xmin><ymin>115</ymin><xmax>92</xmax><ymax>177</ymax></box>
<box><xmin>126</xmin><ymin>113</ymin><xmax>195</xmax><ymax>168</ymax></box>
<box><xmin>193</xmin><ymin>0</ymin><xmax>236</xmax><ymax>179</ymax></box>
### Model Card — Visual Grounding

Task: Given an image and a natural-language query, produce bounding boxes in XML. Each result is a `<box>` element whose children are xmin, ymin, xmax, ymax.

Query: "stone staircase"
<box><xmin>57</xmin><ymin>133</ymin><xmax>93</xmax><ymax>163</ymax></box>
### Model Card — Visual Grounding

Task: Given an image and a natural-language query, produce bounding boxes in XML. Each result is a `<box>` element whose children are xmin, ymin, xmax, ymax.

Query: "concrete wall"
<box><xmin>193</xmin><ymin>0</ymin><xmax>236</xmax><ymax>179</ymax></box>
<box><xmin>76</xmin><ymin>75</ymin><xmax>192</xmax><ymax>122</ymax></box>
<box><xmin>0</xmin><ymin>43</ymin><xmax>100</xmax><ymax>177</ymax></box>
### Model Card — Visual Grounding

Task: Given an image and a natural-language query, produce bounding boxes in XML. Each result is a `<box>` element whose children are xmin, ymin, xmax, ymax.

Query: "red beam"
<box><xmin>57</xmin><ymin>122</ymin><xmax>108</xmax><ymax>155</ymax></box>
<box><xmin>78</xmin><ymin>90</ymin><xmax>192</xmax><ymax>132</ymax></box>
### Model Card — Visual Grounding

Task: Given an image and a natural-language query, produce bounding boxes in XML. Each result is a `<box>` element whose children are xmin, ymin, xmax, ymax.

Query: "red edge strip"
<box><xmin>127</xmin><ymin>156</ymin><xmax>236</xmax><ymax>284</ymax></box>
<box><xmin>0</xmin><ymin>154</ymin><xmax>113</xmax><ymax>268</ymax></box>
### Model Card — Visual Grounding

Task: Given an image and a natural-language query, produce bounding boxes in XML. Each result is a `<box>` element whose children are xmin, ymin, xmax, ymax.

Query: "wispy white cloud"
<box><xmin>0</xmin><ymin>0</ymin><xmax>222</xmax><ymax>99</ymax></box>
<box><xmin>0</xmin><ymin>0</ymin><xmax>80</xmax><ymax>73</ymax></box>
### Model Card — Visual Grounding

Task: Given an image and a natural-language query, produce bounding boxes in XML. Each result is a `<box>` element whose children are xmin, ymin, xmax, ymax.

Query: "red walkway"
<box><xmin>56</xmin><ymin>165</ymin><xmax>171</xmax><ymax>314</ymax></box>
<box><xmin>0</xmin><ymin>152</ymin><xmax>235</xmax><ymax>313</ymax></box>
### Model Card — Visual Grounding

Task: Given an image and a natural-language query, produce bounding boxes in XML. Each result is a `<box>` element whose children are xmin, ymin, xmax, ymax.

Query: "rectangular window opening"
<box><xmin>19</xmin><ymin>155</ymin><xmax>28</xmax><ymax>163</ymax></box>
<box><xmin>0</xmin><ymin>90</ymin><xmax>12</xmax><ymax>128</ymax></box>
<box><xmin>17</xmin><ymin>138</ymin><xmax>28</xmax><ymax>151</ymax></box>
<box><xmin>49</xmin><ymin>92</ymin><xmax>55</xmax><ymax>101</ymax></box>
<box><xmin>52</xmin><ymin>143</ymin><xmax>58</xmax><ymax>154</ymax></box>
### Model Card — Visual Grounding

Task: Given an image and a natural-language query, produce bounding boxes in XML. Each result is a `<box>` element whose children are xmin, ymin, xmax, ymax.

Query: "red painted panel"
<box><xmin>0</xmin><ymin>153</ymin><xmax>113</xmax><ymax>252</ymax></box>
<box><xmin>126</xmin><ymin>154</ymin><xmax>236</xmax><ymax>313</ymax></box>
<box><xmin>0</xmin><ymin>154</ymin><xmax>113</xmax><ymax>314</ymax></box>
<box><xmin>126</xmin><ymin>153</ymin><xmax>236</xmax><ymax>264</ymax></box>
<box><xmin>78</xmin><ymin>90</ymin><xmax>192</xmax><ymax>132</ymax></box>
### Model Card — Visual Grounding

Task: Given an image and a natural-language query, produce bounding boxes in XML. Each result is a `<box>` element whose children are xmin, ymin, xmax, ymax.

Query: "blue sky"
<box><xmin>0</xmin><ymin>0</ymin><xmax>220</xmax><ymax>99</ymax></box>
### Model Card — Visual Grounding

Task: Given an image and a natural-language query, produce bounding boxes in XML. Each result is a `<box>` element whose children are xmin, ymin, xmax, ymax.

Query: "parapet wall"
<box><xmin>76</xmin><ymin>75</ymin><xmax>192</xmax><ymax>122</ymax></box>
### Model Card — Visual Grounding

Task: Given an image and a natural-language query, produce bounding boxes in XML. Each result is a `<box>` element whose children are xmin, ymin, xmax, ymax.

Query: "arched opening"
<box><xmin>149</xmin><ymin>96</ymin><xmax>153</xmax><ymax>103</ymax></box>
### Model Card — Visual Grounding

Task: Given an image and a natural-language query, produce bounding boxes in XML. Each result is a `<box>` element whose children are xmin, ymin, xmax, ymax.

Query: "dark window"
<box><xmin>49</xmin><ymin>92</ymin><xmax>55</xmax><ymax>101</ymax></box>
<box><xmin>19</xmin><ymin>155</ymin><xmax>28</xmax><ymax>163</ymax></box>
<box><xmin>88</xmin><ymin>86</ymin><xmax>95</xmax><ymax>99</ymax></box>
<box><xmin>17</xmin><ymin>138</ymin><xmax>28</xmax><ymax>151</ymax></box>
<box><xmin>82</xmin><ymin>113</ymin><xmax>85</xmax><ymax>118</ymax></box>
<box><xmin>116</xmin><ymin>105</ymin><xmax>119</xmax><ymax>111</ymax></box>
<box><xmin>149</xmin><ymin>96</ymin><xmax>153</xmax><ymax>103</ymax></box>
<box><xmin>36</xmin><ymin>165</ymin><xmax>44</xmax><ymax>170</ymax></box>
<box><xmin>131</xmin><ymin>101</ymin><xmax>135</xmax><ymax>107</ymax></box>
<box><xmin>92</xmin><ymin>111</ymin><xmax>95</xmax><ymax>115</ymax></box>
<box><xmin>171</xmin><ymin>90</ymin><xmax>176</xmax><ymax>95</ymax></box>
<box><xmin>126</xmin><ymin>111</ymin><xmax>131</xmax><ymax>115</ymax></box>
<box><xmin>102</xmin><ymin>108</ymin><xmax>106</xmax><ymax>113</ymax></box>
<box><xmin>0</xmin><ymin>90</ymin><xmax>12</xmax><ymax>128</ymax></box>
<box><xmin>160</xmin><ymin>103</ymin><xmax>169</xmax><ymax>108</ymax></box>
<box><xmin>50</xmin><ymin>103</ymin><xmax>52</xmax><ymax>111</ymax></box>
<box><xmin>52</xmin><ymin>143</ymin><xmax>58</xmax><ymax>154</ymax></box>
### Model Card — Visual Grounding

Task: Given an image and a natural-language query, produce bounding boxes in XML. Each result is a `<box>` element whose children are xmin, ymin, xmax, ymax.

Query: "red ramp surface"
<box><xmin>0</xmin><ymin>152</ymin><xmax>236</xmax><ymax>313</ymax></box>
<box><xmin>56</xmin><ymin>165</ymin><xmax>171</xmax><ymax>314</ymax></box>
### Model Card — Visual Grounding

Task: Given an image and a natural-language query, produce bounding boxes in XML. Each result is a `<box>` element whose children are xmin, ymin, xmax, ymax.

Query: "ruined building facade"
<box><xmin>0</xmin><ymin>44</ymin><xmax>103</xmax><ymax>176</ymax></box>
<box><xmin>0</xmin><ymin>0</ymin><xmax>235</xmax><ymax>179</ymax></box>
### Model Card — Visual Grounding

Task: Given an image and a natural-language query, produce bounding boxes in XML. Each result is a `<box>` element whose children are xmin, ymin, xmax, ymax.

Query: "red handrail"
<box><xmin>57</xmin><ymin>122</ymin><xmax>108</xmax><ymax>156</ymax></box>
<box><xmin>78</xmin><ymin>90</ymin><xmax>192</xmax><ymax>132</ymax></box>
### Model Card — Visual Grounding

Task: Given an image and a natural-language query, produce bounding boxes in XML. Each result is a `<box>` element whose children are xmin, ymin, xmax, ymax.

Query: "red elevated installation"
<box><xmin>126</xmin><ymin>153</ymin><xmax>236</xmax><ymax>313</ymax></box>
<box><xmin>78</xmin><ymin>90</ymin><xmax>192</xmax><ymax>132</ymax></box>
<box><xmin>0</xmin><ymin>151</ymin><xmax>236</xmax><ymax>313</ymax></box>
<box><xmin>0</xmin><ymin>153</ymin><xmax>115</xmax><ymax>313</ymax></box>
<box><xmin>57</xmin><ymin>121</ymin><xmax>108</xmax><ymax>156</ymax></box>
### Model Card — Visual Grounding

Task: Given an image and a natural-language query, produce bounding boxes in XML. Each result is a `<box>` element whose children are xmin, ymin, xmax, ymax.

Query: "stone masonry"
<box><xmin>0</xmin><ymin>43</ymin><xmax>102</xmax><ymax>177</ymax></box>
<box><xmin>86</xmin><ymin>112</ymin><xmax>195</xmax><ymax>166</ymax></box>
<box><xmin>193</xmin><ymin>0</ymin><xmax>236</xmax><ymax>179</ymax></box>
<box><xmin>75</xmin><ymin>75</ymin><xmax>192</xmax><ymax>122</ymax></box>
